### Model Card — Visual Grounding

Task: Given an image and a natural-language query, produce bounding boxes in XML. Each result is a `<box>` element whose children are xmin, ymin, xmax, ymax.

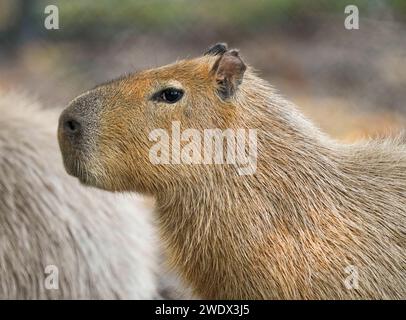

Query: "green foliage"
<box><xmin>19</xmin><ymin>0</ymin><xmax>406</xmax><ymax>40</ymax></box>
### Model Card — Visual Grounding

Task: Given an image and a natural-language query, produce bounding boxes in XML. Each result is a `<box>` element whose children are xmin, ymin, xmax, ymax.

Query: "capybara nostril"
<box><xmin>63</xmin><ymin>118</ymin><xmax>81</xmax><ymax>136</ymax></box>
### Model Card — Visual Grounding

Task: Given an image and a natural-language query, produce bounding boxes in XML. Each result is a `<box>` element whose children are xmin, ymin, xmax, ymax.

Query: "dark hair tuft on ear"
<box><xmin>229</xmin><ymin>49</ymin><xmax>240</xmax><ymax>57</ymax></box>
<box><xmin>204</xmin><ymin>43</ymin><xmax>228</xmax><ymax>56</ymax></box>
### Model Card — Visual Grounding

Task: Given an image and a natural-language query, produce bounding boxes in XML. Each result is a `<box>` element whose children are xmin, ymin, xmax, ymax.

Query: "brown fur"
<box><xmin>58</xmin><ymin>44</ymin><xmax>406</xmax><ymax>299</ymax></box>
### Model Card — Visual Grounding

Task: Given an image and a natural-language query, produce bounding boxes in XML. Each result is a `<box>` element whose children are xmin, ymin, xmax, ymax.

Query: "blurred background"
<box><xmin>0</xmin><ymin>0</ymin><xmax>405</xmax><ymax>141</ymax></box>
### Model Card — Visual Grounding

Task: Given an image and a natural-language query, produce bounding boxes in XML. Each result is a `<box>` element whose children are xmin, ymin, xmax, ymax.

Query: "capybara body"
<box><xmin>0</xmin><ymin>91</ymin><xmax>159</xmax><ymax>299</ymax></box>
<box><xmin>58</xmin><ymin>44</ymin><xmax>406</xmax><ymax>299</ymax></box>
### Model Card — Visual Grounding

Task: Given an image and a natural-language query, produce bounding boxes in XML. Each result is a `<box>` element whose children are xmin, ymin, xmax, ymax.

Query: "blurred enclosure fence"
<box><xmin>0</xmin><ymin>0</ymin><xmax>405</xmax><ymax>140</ymax></box>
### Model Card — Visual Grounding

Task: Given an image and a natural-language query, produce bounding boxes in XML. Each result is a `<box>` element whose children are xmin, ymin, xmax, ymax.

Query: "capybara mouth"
<box><xmin>69</xmin><ymin>164</ymin><xmax>96</xmax><ymax>187</ymax></box>
<box><xmin>58</xmin><ymin>126</ymin><xmax>92</xmax><ymax>184</ymax></box>
<box><xmin>64</xmin><ymin>157</ymin><xmax>83</xmax><ymax>180</ymax></box>
<box><xmin>60</xmin><ymin>149</ymin><xmax>89</xmax><ymax>183</ymax></box>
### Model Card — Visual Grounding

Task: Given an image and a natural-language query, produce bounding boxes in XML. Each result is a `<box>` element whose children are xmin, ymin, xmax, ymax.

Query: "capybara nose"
<box><xmin>63</xmin><ymin>118</ymin><xmax>81</xmax><ymax>135</ymax></box>
<box><xmin>60</xmin><ymin>112</ymin><xmax>82</xmax><ymax>139</ymax></box>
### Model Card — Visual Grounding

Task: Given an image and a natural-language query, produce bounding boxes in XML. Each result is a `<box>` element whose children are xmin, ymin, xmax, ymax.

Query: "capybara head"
<box><xmin>58</xmin><ymin>43</ymin><xmax>253</xmax><ymax>194</ymax></box>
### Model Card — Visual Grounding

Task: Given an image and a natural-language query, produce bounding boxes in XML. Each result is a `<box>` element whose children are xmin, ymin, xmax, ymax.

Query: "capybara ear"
<box><xmin>204</xmin><ymin>43</ymin><xmax>228</xmax><ymax>56</ymax></box>
<box><xmin>211</xmin><ymin>49</ymin><xmax>247</xmax><ymax>100</ymax></box>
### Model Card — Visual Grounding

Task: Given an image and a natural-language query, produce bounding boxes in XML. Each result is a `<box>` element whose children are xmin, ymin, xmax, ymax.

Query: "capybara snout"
<box><xmin>58</xmin><ymin>89</ymin><xmax>107</xmax><ymax>182</ymax></box>
<box><xmin>58</xmin><ymin>90</ymin><xmax>102</xmax><ymax>149</ymax></box>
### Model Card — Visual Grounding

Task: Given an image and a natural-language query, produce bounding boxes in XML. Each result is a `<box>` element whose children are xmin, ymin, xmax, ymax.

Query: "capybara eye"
<box><xmin>153</xmin><ymin>88</ymin><xmax>184</xmax><ymax>104</ymax></box>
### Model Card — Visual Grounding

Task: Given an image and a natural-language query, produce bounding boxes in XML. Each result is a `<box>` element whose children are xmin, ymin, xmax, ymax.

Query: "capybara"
<box><xmin>58</xmin><ymin>43</ymin><xmax>406</xmax><ymax>299</ymax></box>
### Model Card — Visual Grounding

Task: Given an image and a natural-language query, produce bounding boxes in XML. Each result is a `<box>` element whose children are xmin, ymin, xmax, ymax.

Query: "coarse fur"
<box><xmin>58</xmin><ymin>44</ymin><xmax>406</xmax><ymax>299</ymax></box>
<box><xmin>0</xmin><ymin>91</ymin><xmax>159</xmax><ymax>299</ymax></box>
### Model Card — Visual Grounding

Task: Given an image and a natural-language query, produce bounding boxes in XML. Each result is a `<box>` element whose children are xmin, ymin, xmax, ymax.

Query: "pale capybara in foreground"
<box><xmin>0</xmin><ymin>91</ymin><xmax>161</xmax><ymax>299</ymax></box>
<box><xmin>58</xmin><ymin>43</ymin><xmax>406</xmax><ymax>299</ymax></box>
